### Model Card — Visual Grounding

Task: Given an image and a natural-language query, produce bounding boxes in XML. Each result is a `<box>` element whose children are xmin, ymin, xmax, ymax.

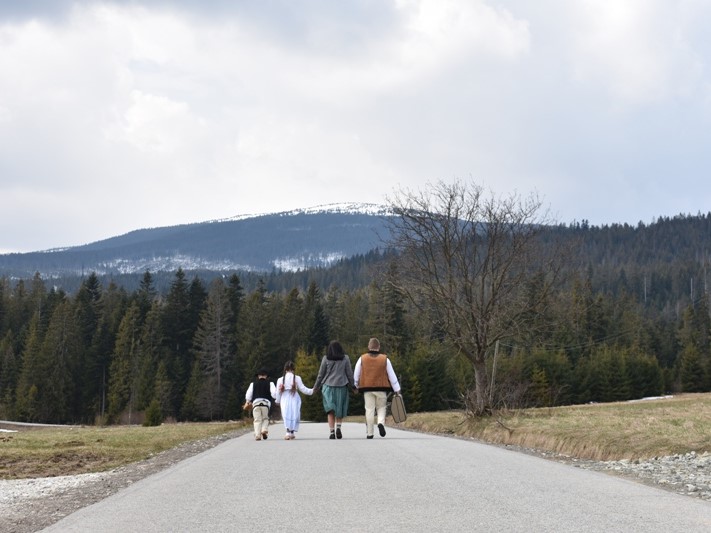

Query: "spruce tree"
<box><xmin>680</xmin><ymin>345</ymin><xmax>706</xmax><ymax>393</ymax></box>
<box><xmin>143</xmin><ymin>398</ymin><xmax>163</xmax><ymax>426</ymax></box>
<box><xmin>14</xmin><ymin>315</ymin><xmax>43</xmax><ymax>421</ymax></box>
<box><xmin>224</xmin><ymin>274</ymin><xmax>246</xmax><ymax>406</ymax></box>
<box><xmin>0</xmin><ymin>331</ymin><xmax>18</xmax><ymax>418</ymax></box>
<box><xmin>627</xmin><ymin>352</ymin><xmax>664</xmax><ymax>398</ymax></box>
<box><xmin>137</xmin><ymin>270</ymin><xmax>157</xmax><ymax>319</ymax></box>
<box><xmin>37</xmin><ymin>300</ymin><xmax>81</xmax><ymax>423</ymax></box>
<box><xmin>280</xmin><ymin>288</ymin><xmax>305</xmax><ymax>357</ymax></box>
<box><xmin>304</xmin><ymin>281</ymin><xmax>330</xmax><ymax>356</ymax></box>
<box><xmin>382</xmin><ymin>260</ymin><xmax>411</xmax><ymax>357</ymax></box>
<box><xmin>193</xmin><ymin>278</ymin><xmax>234</xmax><ymax>420</ymax></box>
<box><xmin>226</xmin><ymin>274</ymin><xmax>245</xmax><ymax>324</ymax></box>
<box><xmin>180</xmin><ymin>360</ymin><xmax>202</xmax><ymax>421</ymax></box>
<box><xmin>84</xmin><ymin>282</ymin><xmax>128</xmax><ymax>423</ymax></box>
<box><xmin>136</xmin><ymin>302</ymin><xmax>163</xmax><ymax>412</ymax></box>
<box><xmin>162</xmin><ymin>269</ymin><xmax>192</xmax><ymax>414</ymax></box>
<box><xmin>107</xmin><ymin>303</ymin><xmax>141</xmax><ymax>424</ymax></box>
<box><xmin>530</xmin><ymin>365</ymin><xmax>550</xmax><ymax>407</ymax></box>
<box><xmin>223</xmin><ymin>384</ymin><xmax>241</xmax><ymax>421</ymax></box>
<box><xmin>237</xmin><ymin>279</ymin><xmax>269</xmax><ymax>388</ymax></box>
<box><xmin>408</xmin><ymin>375</ymin><xmax>423</xmax><ymax>413</ymax></box>
<box><xmin>153</xmin><ymin>360</ymin><xmax>174</xmax><ymax>420</ymax></box>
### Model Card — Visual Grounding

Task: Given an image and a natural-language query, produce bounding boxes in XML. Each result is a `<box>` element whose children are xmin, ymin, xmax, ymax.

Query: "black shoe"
<box><xmin>378</xmin><ymin>423</ymin><xmax>386</xmax><ymax>437</ymax></box>
<box><xmin>336</xmin><ymin>427</ymin><xmax>342</xmax><ymax>439</ymax></box>
<box><xmin>329</xmin><ymin>432</ymin><xmax>336</xmax><ymax>439</ymax></box>
<box><xmin>261</xmin><ymin>432</ymin><xmax>268</xmax><ymax>440</ymax></box>
<box><xmin>366</xmin><ymin>435</ymin><xmax>374</xmax><ymax>439</ymax></box>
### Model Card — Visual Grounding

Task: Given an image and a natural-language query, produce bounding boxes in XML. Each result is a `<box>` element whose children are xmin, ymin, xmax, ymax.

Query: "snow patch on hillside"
<box><xmin>215</xmin><ymin>202</ymin><xmax>390</xmax><ymax>223</ymax></box>
<box><xmin>272</xmin><ymin>252</ymin><xmax>346</xmax><ymax>272</ymax></box>
<box><xmin>84</xmin><ymin>256</ymin><xmax>256</xmax><ymax>275</ymax></box>
<box><xmin>40</xmin><ymin>252</ymin><xmax>347</xmax><ymax>276</ymax></box>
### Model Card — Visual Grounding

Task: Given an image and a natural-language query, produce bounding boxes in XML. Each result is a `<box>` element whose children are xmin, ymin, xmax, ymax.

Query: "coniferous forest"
<box><xmin>1</xmin><ymin>212</ymin><xmax>711</xmax><ymax>425</ymax></box>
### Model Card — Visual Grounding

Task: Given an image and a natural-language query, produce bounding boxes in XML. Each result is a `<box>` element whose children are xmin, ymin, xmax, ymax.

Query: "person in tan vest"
<box><xmin>353</xmin><ymin>338</ymin><xmax>401</xmax><ymax>439</ymax></box>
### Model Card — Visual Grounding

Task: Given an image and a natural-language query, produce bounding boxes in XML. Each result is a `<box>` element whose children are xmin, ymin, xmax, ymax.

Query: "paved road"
<box><xmin>43</xmin><ymin>422</ymin><xmax>711</xmax><ymax>532</ymax></box>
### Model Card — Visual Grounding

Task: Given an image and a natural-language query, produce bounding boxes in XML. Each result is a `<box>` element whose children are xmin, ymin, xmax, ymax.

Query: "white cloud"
<box><xmin>1</xmin><ymin>1</ymin><xmax>711</xmax><ymax>252</ymax></box>
<box><xmin>397</xmin><ymin>0</ymin><xmax>530</xmax><ymax>64</ymax></box>
<box><xmin>284</xmin><ymin>0</ymin><xmax>530</xmax><ymax>100</ymax></box>
<box><xmin>566</xmin><ymin>0</ymin><xmax>705</xmax><ymax>106</ymax></box>
<box><xmin>105</xmin><ymin>90</ymin><xmax>207</xmax><ymax>153</ymax></box>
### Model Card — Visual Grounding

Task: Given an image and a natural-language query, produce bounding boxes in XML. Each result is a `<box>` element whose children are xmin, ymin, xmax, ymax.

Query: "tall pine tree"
<box><xmin>193</xmin><ymin>278</ymin><xmax>234</xmax><ymax>420</ymax></box>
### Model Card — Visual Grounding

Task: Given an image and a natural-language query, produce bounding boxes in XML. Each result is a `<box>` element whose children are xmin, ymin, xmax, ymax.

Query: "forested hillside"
<box><xmin>0</xmin><ymin>207</ymin><xmax>392</xmax><ymax>279</ymax></box>
<box><xmin>1</xmin><ymin>213</ymin><xmax>711</xmax><ymax>425</ymax></box>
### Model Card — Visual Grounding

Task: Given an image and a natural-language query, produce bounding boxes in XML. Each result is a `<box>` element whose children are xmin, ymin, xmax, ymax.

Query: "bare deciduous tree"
<box><xmin>386</xmin><ymin>179</ymin><xmax>564</xmax><ymax>415</ymax></box>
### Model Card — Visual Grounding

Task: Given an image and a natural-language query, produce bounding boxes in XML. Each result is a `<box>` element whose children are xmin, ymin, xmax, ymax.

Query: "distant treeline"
<box><xmin>2</xmin><ymin>213</ymin><xmax>711</xmax><ymax>424</ymax></box>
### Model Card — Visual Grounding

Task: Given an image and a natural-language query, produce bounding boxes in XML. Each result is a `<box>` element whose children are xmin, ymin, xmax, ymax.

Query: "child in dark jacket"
<box><xmin>245</xmin><ymin>368</ymin><xmax>276</xmax><ymax>441</ymax></box>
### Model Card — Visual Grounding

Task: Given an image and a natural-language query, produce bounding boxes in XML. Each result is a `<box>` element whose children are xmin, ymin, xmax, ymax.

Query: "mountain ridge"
<box><xmin>0</xmin><ymin>203</ymin><xmax>394</xmax><ymax>278</ymax></box>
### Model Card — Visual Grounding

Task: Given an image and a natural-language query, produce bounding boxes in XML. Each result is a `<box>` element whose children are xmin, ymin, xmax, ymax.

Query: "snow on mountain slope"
<box><xmin>0</xmin><ymin>203</ymin><xmax>394</xmax><ymax>277</ymax></box>
<box><xmin>214</xmin><ymin>202</ymin><xmax>391</xmax><ymax>223</ymax></box>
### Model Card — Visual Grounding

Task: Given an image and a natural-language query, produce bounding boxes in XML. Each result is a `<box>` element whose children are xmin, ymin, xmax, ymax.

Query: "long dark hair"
<box><xmin>283</xmin><ymin>360</ymin><xmax>296</xmax><ymax>392</ymax></box>
<box><xmin>326</xmin><ymin>340</ymin><xmax>345</xmax><ymax>361</ymax></box>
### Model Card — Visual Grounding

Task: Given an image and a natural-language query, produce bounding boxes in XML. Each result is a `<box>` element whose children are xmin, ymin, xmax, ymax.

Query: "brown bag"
<box><xmin>242</xmin><ymin>401</ymin><xmax>253</xmax><ymax>412</ymax></box>
<box><xmin>390</xmin><ymin>393</ymin><xmax>407</xmax><ymax>423</ymax></box>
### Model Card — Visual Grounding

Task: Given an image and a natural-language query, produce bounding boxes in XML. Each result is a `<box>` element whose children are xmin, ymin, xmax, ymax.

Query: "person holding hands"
<box><xmin>275</xmin><ymin>360</ymin><xmax>314</xmax><ymax>440</ymax></box>
<box><xmin>313</xmin><ymin>340</ymin><xmax>357</xmax><ymax>439</ymax></box>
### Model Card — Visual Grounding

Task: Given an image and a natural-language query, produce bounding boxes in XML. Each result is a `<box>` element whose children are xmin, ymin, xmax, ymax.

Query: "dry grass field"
<box><xmin>0</xmin><ymin>421</ymin><xmax>246</xmax><ymax>480</ymax></box>
<box><xmin>399</xmin><ymin>393</ymin><xmax>711</xmax><ymax>461</ymax></box>
<box><xmin>2</xmin><ymin>393</ymin><xmax>710</xmax><ymax>480</ymax></box>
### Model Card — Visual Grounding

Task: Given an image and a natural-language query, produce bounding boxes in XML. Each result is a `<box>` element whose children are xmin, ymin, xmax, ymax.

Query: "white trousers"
<box><xmin>364</xmin><ymin>391</ymin><xmax>387</xmax><ymax>436</ymax></box>
<box><xmin>253</xmin><ymin>405</ymin><xmax>270</xmax><ymax>436</ymax></box>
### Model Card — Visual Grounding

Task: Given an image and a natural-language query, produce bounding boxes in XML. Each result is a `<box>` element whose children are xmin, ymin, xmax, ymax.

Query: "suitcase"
<box><xmin>390</xmin><ymin>393</ymin><xmax>407</xmax><ymax>423</ymax></box>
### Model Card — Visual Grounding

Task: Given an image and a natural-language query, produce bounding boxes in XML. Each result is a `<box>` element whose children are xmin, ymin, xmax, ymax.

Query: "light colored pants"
<box><xmin>253</xmin><ymin>405</ymin><xmax>270</xmax><ymax>437</ymax></box>
<box><xmin>364</xmin><ymin>391</ymin><xmax>387</xmax><ymax>436</ymax></box>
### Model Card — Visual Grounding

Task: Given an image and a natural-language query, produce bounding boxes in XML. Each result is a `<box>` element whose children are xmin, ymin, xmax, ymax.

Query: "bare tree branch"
<box><xmin>386</xmin><ymin>179</ymin><xmax>566</xmax><ymax>415</ymax></box>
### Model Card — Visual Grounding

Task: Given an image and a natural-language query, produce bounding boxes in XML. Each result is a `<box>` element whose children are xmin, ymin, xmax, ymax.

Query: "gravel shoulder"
<box><xmin>0</xmin><ymin>429</ymin><xmax>247</xmax><ymax>533</ymax></box>
<box><xmin>2</xmin><ymin>427</ymin><xmax>709</xmax><ymax>532</ymax></box>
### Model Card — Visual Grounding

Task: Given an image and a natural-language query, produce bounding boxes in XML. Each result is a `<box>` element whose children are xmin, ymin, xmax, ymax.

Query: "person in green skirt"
<box><xmin>313</xmin><ymin>340</ymin><xmax>357</xmax><ymax>439</ymax></box>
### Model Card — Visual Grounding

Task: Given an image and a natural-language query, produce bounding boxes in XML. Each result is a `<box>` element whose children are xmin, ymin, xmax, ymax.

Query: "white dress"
<box><xmin>275</xmin><ymin>372</ymin><xmax>313</xmax><ymax>432</ymax></box>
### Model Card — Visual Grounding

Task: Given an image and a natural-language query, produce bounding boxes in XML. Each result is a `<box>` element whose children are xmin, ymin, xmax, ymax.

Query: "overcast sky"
<box><xmin>2</xmin><ymin>0</ymin><xmax>711</xmax><ymax>253</ymax></box>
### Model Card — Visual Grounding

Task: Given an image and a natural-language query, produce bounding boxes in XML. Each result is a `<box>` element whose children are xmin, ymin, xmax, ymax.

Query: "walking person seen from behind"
<box><xmin>354</xmin><ymin>338</ymin><xmax>402</xmax><ymax>439</ymax></box>
<box><xmin>275</xmin><ymin>361</ymin><xmax>314</xmax><ymax>440</ymax></box>
<box><xmin>313</xmin><ymin>340</ymin><xmax>357</xmax><ymax>439</ymax></box>
<box><xmin>244</xmin><ymin>368</ymin><xmax>276</xmax><ymax>441</ymax></box>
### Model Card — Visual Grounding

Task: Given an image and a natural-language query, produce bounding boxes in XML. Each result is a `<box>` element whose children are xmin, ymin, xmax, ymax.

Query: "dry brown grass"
<box><xmin>398</xmin><ymin>393</ymin><xmax>711</xmax><ymax>461</ymax></box>
<box><xmin>0</xmin><ymin>421</ymin><xmax>246</xmax><ymax>480</ymax></box>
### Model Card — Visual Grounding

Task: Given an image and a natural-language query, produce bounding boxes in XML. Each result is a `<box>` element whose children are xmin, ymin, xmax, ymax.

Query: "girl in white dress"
<box><xmin>275</xmin><ymin>361</ymin><xmax>314</xmax><ymax>440</ymax></box>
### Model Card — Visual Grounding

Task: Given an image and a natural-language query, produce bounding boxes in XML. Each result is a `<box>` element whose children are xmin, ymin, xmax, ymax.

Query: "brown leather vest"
<box><xmin>359</xmin><ymin>352</ymin><xmax>390</xmax><ymax>390</ymax></box>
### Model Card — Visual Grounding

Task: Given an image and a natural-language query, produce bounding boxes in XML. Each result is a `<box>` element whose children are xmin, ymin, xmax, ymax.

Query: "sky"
<box><xmin>2</xmin><ymin>0</ymin><xmax>711</xmax><ymax>253</ymax></box>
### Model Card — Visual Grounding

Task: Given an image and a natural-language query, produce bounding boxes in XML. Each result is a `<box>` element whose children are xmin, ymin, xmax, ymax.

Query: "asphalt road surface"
<box><xmin>43</xmin><ymin>422</ymin><xmax>711</xmax><ymax>532</ymax></box>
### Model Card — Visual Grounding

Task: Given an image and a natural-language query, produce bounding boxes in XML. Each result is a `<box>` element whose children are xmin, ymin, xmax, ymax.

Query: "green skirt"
<box><xmin>322</xmin><ymin>384</ymin><xmax>349</xmax><ymax>418</ymax></box>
